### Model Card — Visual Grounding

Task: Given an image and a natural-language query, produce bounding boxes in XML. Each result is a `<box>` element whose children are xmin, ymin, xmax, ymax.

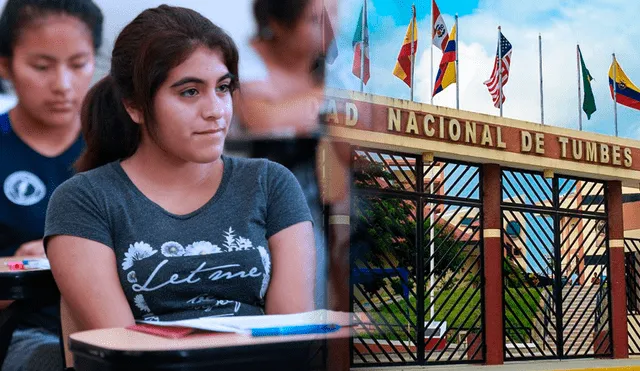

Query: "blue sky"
<box><xmin>372</xmin><ymin>0</ymin><xmax>478</xmax><ymax>24</ymax></box>
<box><xmin>327</xmin><ymin>0</ymin><xmax>640</xmax><ymax>140</ymax></box>
<box><xmin>1</xmin><ymin>0</ymin><xmax>638</xmax><ymax>141</ymax></box>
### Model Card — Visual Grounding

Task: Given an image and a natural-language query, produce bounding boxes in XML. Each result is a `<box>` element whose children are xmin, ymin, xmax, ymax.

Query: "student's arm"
<box><xmin>236</xmin><ymin>81</ymin><xmax>323</xmax><ymax>135</ymax></box>
<box><xmin>47</xmin><ymin>235</ymin><xmax>135</xmax><ymax>330</ymax></box>
<box><xmin>265</xmin><ymin>221</ymin><xmax>315</xmax><ymax>314</ymax></box>
<box><xmin>262</xmin><ymin>161</ymin><xmax>317</xmax><ymax>314</ymax></box>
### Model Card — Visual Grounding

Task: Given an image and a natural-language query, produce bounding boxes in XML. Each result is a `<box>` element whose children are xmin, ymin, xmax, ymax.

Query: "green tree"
<box><xmin>351</xmin><ymin>154</ymin><xmax>472</xmax><ymax>293</ymax></box>
<box><xmin>503</xmin><ymin>258</ymin><xmax>529</xmax><ymax>288</ymax></box>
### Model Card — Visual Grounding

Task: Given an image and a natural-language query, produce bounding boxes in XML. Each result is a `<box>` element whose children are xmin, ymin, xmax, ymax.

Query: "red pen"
<box><xmin>6</xmin><ymin>262</ymin><xmax>24</xmax><ymax>270</ymax></box>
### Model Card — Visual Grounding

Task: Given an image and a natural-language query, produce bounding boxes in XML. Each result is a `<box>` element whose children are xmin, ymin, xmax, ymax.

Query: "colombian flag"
<box><xmin>609</xmin><ymin>58</ymin><xmax>640</xmax><ymax>111</ymax></box>
<box><xmin>432</xmin><ymin>24</ymin><xmax>456</xmax><ymax>97</ymax></box>
<box><xmin>392</xmin><ymin>12</ymin><xmax>418</xmax><ymax>87</ymax></box>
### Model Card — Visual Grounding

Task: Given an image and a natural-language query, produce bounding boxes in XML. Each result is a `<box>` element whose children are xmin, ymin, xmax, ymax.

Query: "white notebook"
<box><xmin>139</xmin><ymin>309</ymin><xmax>355</xmax><ymax>334</ymax></box>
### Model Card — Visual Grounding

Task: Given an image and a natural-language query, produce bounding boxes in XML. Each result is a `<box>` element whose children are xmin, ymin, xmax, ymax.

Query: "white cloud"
<box><xmin>327</xmin><ymin>0</ymin><xmax>640</xmax><ymax>139</ymax></box>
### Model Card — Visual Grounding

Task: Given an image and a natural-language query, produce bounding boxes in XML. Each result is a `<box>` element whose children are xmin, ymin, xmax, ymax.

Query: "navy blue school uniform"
<box><xmin>0</xmin><ymin>111</ymin><xmax>83</xmax><ymax>334</ymax></box>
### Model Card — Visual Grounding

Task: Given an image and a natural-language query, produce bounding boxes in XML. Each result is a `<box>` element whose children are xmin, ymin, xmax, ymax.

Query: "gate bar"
<box><xmin>552</xmin><ymin>176</ymin><xmax>564</xmax><ymax>357</ymax></box>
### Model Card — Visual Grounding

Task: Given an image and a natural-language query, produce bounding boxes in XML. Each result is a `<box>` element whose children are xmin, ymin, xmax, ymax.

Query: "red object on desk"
<box><xmin>7</xmin><ymin>262</ymin><xmax>23</xmax><ymax>271</ymax></box>
<box><xmin>127</xmin><ymin>324</ymin><xmax>197</xmax><ymax>339</ymax></box>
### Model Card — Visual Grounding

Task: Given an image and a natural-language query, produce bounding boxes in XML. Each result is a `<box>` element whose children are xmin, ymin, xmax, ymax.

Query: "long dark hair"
<box><xmin>75</xmin><ymin>5</ymin><xmax>239</xmax><ymax>172</ymax></box>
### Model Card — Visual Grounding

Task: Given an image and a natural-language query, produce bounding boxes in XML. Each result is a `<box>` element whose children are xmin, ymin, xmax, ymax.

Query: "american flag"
<box><xmin>484</xmin><ymin>31</ymin><xmax>512</xmax><ymax>108</ymax></box>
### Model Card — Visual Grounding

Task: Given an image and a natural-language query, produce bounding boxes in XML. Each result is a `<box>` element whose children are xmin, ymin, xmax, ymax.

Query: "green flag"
<box><xmin>579</xmin><ymin>46</ymin><xmax>596</xmax><ymax>119</ymax></box>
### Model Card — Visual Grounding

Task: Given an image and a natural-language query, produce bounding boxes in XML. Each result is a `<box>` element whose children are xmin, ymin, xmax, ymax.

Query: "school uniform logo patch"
<box><xmin>3</xmin><ymin>171</ymin><xmax>46</xmax><ymax>206</ymax></box>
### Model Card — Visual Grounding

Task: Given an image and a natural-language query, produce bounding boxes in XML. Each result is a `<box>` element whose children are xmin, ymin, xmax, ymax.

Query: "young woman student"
<box><xmin>0</xmin><ymin>1</ymin><xmax>103</xmax><ymax>370</ymax></box>
<box><xmin>44</xmin><ymin>4</ymin><xmax>315</xmax><ymax>337</ymax></box>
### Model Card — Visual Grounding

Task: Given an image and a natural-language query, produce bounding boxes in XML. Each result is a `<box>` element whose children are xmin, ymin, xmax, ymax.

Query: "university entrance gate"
<box><xmin>324</xmin><ymin>89</ymin><xmax>636</xmax><ymax>368</ymax></box>
<box><xmin>348</xmin><ymin>147</ymin><xmax>613</xmax><ymax>366</ymax></box>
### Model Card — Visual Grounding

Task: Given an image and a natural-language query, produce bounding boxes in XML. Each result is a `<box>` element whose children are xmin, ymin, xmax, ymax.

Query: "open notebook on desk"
<box><xmin>134</xmin><ymin>310</ymin><xmax>357</xmax><ymax>338</ymax></box>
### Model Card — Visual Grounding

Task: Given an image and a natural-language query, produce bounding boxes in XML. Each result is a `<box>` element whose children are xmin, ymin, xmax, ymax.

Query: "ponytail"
<box><xmin>74</xmin><ymin>76</ymin><xmax>140</xmax><ymax>172</ymax></box>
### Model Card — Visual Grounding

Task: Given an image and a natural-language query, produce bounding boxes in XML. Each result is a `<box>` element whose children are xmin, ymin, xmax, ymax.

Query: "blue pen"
<box><xmin>22</xmin><ymin>260</ymin><xmax>50</xmax><ymax>269</ymax></box>
<box><xmin>251</xmin><ymin>324</ymin><xmax>341</xmax><ymax>337</ymax></box>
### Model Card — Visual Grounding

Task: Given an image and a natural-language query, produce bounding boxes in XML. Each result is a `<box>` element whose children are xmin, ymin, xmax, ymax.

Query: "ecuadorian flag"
<box><xmin>609</xmin><ymin>58</ymin><xmax>640</xmax><ymax>111</ymax></box>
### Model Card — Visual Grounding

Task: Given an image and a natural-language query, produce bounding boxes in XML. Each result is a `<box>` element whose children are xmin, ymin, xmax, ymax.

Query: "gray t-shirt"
<box><xmin>44</xmin><ymin>156</ymin><xmax>312</xmax><ymax>322</ymax></box>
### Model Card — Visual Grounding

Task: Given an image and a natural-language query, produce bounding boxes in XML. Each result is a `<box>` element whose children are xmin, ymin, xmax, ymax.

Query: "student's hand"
<box><xmin>14</xmin><ymin>239</ymin><xmax>46</xmax><ymax>257</ymax></box>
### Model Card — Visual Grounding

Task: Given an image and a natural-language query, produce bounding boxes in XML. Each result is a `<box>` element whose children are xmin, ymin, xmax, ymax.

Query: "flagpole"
<box><xmin>498</xmin><ymin>26</ymin><xmax>503</xmax><ymax>117</ymax></box>
<box><xmin>613</xmin><ymin>53</ymin><xmax>618</xmax><ymax>137</ymax></box>
<box><xmin>360</xmin><ymin>0</ymin><xmax>366</xmax><ymax>93</ymax></box>
<box><xmin>455</xmin><ymin>14</ymin><xmax>459</xmax><ymax>110</ymax></box>
<box><xmin>539</xmin><ymin>33</ymin><xmax>544</xmax><ymax>124</ymax></box>
<box><xmin>411</xmin><ymin>4</ymin><xmax>416</xmax><ymax>101</ymax></box>
<box><xmin>430</xmin><ymin>1</ymin><xmax>433</xmax><ymax>104</ymax></box>
<box><xmin>321</xmin><ymin>0</ymin><xmax>325</xmax><ymax>59</ymax></box>
<box><xmin>577</xmin><ymin>45</ymin><xmax>582</xmax><ymax>131</ymax></box>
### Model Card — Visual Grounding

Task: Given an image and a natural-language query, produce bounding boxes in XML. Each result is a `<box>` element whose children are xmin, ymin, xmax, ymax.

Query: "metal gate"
<box><xmin>350</xmin><ymin>148</ymin><xmax>484</xmax><ymax>366</ymax></box>
<box><xmin>501</xmin><ymin>169</ymin><xmax>611</xmax><ymax>360</ymax></box>
<box><xmin>625</xmin><ymin>238</ymin><xmax>640</xmax><ymax>355</ymax></box>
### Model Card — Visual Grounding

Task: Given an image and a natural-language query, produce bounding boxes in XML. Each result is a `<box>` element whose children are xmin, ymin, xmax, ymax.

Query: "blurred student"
<box><xmin>45</xmin><ymin>3</ymin><xmax>314</xmax><ymax>339</ymax></box>
<box><xmin>234</xmin><ymin>0</ymin><xmax>330</xmax><ymax>309</ymax></box>
<box><xmin>0</xmin><ymin>0</ymin><xmax>103</xmax><ymax>370</ymax></box>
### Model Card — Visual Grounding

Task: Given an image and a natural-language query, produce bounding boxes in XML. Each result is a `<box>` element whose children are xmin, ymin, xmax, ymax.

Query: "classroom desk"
<box><xmin>0</xmin><ymin>257</ymin><xmax>57</xmax><ymax>301</ymax></box>
<box><xmin>69</xmin><ymin>326</ymin><xmax>352</xmax><ymax>371</ymax></box>
<box><xmin>0</xmin><ymin>257</ymin><xmax>58</xmax><ymax>362</ymax></box>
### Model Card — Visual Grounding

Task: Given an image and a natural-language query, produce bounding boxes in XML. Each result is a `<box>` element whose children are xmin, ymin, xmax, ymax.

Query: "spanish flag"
<box><xmin>432</xmin><ymin>24</ymin><xmax>456</xmax><ymax>97</ymax></box>
<box><xmin>609</xmin><ymin>57</ymin><xmax>640</xmax><ymax>111</ymax></box>
<box><xmin>392</xmin><ymin>10</ymin><xmax>418</xmax><ymax>87</ymax></box>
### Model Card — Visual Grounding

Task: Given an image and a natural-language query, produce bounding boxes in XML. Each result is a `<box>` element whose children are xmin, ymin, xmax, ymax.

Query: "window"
<box><xmin>584</xmin><ymin>254</ymin><xmax>606</xmax><ymax>266</ymax></box>
<box><xmin>506</xmin><ymin>221</ymin><xmax>521</xmax><ymax>236</ymax></box>
<box><xmin>460</xmin><ymin>217</ymin><xmax>474</xmax><ymax>226</ymax></box>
